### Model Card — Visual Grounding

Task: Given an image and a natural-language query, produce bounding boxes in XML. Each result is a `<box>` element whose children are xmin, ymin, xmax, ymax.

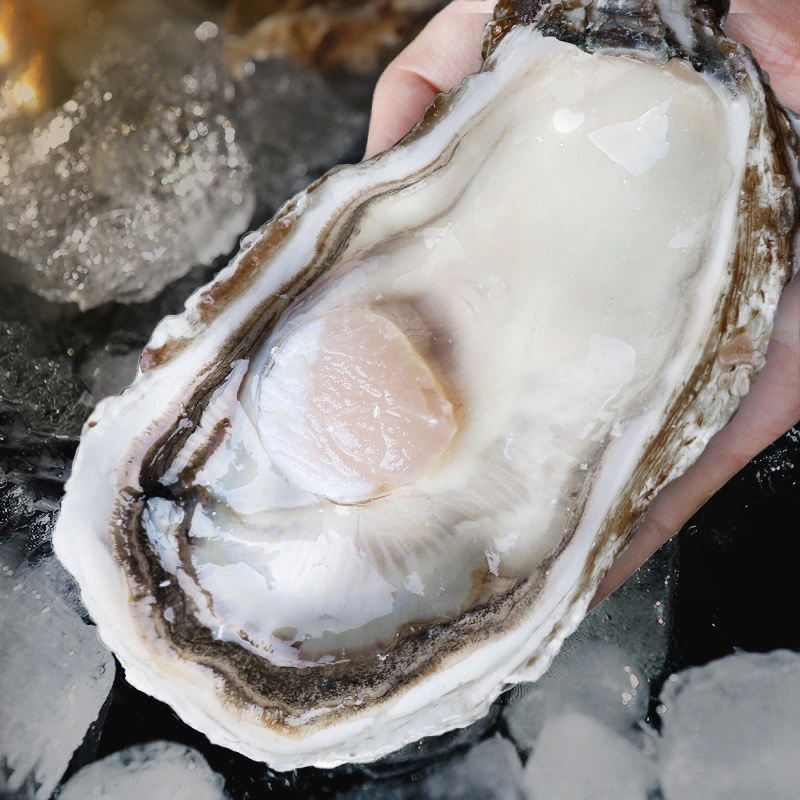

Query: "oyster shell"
<box><xmin>54</xmin><ymin>0</ymin><xmax>799</xmax><ymax>769</ymax></box>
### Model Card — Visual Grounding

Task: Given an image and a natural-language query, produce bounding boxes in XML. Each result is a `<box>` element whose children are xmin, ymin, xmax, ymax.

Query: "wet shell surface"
<box><xmin>54</xmin><ymin>0</ymin><xmax>799</xmax><ymax>769</ymax></box>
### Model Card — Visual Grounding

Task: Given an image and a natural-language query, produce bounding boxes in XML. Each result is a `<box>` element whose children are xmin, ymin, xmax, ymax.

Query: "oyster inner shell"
<box><xmin>148</xmin><ymin>32</ymin><xmax>750</xmax><ymax>666</ymax></box>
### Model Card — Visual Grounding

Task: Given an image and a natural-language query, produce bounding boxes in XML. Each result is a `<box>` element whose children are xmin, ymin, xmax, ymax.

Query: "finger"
<box><xmin>364</xmin><ymin>1</ymin><xmax>494</xmax><ymax>159</ymax></box>
<box><xmin>592</xmin><ymin>272</ymin><xmax>800</xmax><ymax>607</ymax></box>
<box><xmin>726</xmin><ymin>0</ymin><xmax>800</xmax><ymax>111</ymax></box>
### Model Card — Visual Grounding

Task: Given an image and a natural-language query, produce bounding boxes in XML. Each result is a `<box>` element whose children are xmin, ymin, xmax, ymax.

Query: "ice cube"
<box><xmin>521</xmin><ymin>712</ymin><xmax>657</xmax><ymax>800</ymax></box>
<box><xmin>339</xmin><ymin>735</ymin><xmax>524</xmax><ymax>800</ymax></box>
<box><xmin>504</xmin><ymin>539</ymin><xmax>676</xmax><ymax>751</ymax></box>
<box><xmin>0</xmin><ymin>16</ymin><xmax>254</xmax><ymax>310</ymax></box>
<box><xmin>0</xmin><ymin>4</ymin><xmax>369</xmax><ymax>312</ymax></box>
<box><xmin>57</xmin><ymin>741</ymin><xmax>228</xmax><ymax>800</ymax></box>
<box><xmin>421</xmin><ymin>736</ymin><xmax>524</xmax><ymax>800</ymax></box>
<box><xmin>0</xmin><ymin>548</ymin><xmax>115</xmax><ymax>800</ymax></box>
<box><xmin>656</xmin><ymin>650</ymin><xmax>800</xmax><ymax>800</ymax></box>
<box><xmin>0</xmin><ymin>320</ymin><xmax>91</xmax><ymax>443</ymax></box>
<box><xmin>505</xmin><ymin>642</ymin><xmax>648</xmax><ymax>753</ymax></box>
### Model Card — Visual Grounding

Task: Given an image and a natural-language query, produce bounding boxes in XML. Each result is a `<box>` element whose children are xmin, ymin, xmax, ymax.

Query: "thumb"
<box><xmin>364</xmin><ymin>1</ymin><xmax>495</xmax><ymax>159</ymax></box>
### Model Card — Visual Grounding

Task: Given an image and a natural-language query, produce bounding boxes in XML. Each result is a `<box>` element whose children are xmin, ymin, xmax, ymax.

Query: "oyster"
<box><xmin>54</xmin><ymin>0</ymin><xmax>799</xmax><ymax>769</ymax></box>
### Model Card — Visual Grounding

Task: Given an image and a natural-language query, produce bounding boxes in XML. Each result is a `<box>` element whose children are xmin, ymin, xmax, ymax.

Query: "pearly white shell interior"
<box><xmin>148</xmin><ymin>32</ymin><xmax>748</xmax><ymax>665</ymax></box>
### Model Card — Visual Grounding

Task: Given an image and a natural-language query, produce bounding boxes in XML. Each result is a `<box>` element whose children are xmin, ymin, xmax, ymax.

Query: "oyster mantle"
<box><xmin>54</xmin><ymin>0</ymin><xmax>799</xmax><ymax>769</ymax></box>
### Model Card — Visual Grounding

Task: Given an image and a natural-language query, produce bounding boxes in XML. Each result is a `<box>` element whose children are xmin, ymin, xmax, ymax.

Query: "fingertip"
<box><xmin>364</xmin><ymin>1</ymin><xmax>494</xmax><ymax>159</ymax></box>
<box><xmin>364</xmin><ymin>67</ymin><xmax>439</xmax><ymax>160</ymax></box>
<box><xmin>726</xmin><ymin>1</ymin><xmax>800</xmax><ymax>111</ymax></box>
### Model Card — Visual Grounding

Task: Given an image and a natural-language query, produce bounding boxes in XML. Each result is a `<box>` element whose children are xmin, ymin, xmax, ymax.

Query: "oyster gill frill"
<box><xmin>54</xmin><ymin>0</ymin><xmax>799</xmax><ymax>769</ymax></box>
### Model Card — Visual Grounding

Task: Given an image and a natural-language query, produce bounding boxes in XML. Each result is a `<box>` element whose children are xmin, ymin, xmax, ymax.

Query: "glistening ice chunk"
<box><xmin>340</xmin><ymin>735</ymin><xmax>524</xmax><ymax>799</ymax></box>
<box><xmin>576</xmin><ymin>537</ymin><xmax>678</xmax><ymax>682</ymax></box>
<box><xmin>656</xmin><ymin>650</ymin><xmax>800</xmax><ymax>800</ymax></box>
<box><xmin>504</xmin><ymin>539</ymin><xmax>676</xmax><ymax>752</ymax></box>
<box><xmin>522</xmin><ymin>713</ymin><xmax>657</xmax><ymax>800</ymax></box>
<box><xmin>421</xmin><ymin>736</ymin><xmax>524</xmax><ymax>800</ymax></box>
<box><xmin>0</xmin><ymin>550</ymin><xmax>115</xmax><ymax>800</ymax></box>
<box><xmin>58</xmin><ymin>741</ymin><xmax>228</xmax><ymax>800</ymax></box>
<box><xmin>77</xmin><ymin>339</ymin><xmax>142</xmax><ymax>402</ymax></box>
<box><xmin>0</xmin><ymin>321</ymin><xmax>91</xmax><ymax>443</ymax></box>
<box><xmin>0</xmin><ymin>17</ymin><xmax>254</xmax><ymax>310</ymax></box>
<box><xmin>505</xmin><ymin>642</ymin><xmax>648</xmax><ymax>752</ymax></box>
<box><xmin>0</xmin><ymin>10</ymin><xmax>367</xmax><ymax>311</ymax></box>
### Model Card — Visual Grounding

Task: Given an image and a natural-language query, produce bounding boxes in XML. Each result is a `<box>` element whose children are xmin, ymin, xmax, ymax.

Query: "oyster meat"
<box><xmin>54</xmin><ymin>0</ymin><xmax>799</xmax><ymax>769</ymax></box>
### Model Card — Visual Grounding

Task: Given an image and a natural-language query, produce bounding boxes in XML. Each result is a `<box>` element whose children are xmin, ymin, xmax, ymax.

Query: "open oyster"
<box><xmin>54</xmin><ymin>0</ymin><xmax>799</xmax><ymax>769</ymax></box>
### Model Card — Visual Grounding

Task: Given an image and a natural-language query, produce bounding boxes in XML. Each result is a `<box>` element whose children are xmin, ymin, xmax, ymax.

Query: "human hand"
<box><xmin>364</xmin><ymin>0</ymin><xmax>800</xmax><ymax>607</ymax></box>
